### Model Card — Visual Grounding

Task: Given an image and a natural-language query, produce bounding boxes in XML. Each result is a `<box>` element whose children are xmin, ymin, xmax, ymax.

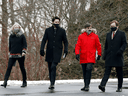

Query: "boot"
<box><xmin>81</xmin><ymin>86</ymin><xmax>89</xmax><ymax>91</ymax></box>
<box><xmin>21</xmin><ymin>81</ymin><xmax>27</xmax><ymax>87</ymax></box>
<box><xmin>98</xmin><ymin>85</ymin><xmax>105</xmax><ymax>92</ymax></box>
<box><xmin>1</xmin><ymin>80</ymin><xmax>7</xmax><ymax>88</ymax></box>
<box><xmin>48</xmin><ymin>85</ymin><xmax>54</xmax><ymax>90</ymax></box>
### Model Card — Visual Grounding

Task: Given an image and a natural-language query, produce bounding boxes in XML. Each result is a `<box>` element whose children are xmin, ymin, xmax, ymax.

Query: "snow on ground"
<box><xmin>0</xmin><ymin>78</ymin><xmax>128</xmax><ymax>86</ymax></box>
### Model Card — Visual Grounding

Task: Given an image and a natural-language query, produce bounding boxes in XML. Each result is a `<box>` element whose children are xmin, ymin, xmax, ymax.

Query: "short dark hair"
<box><xmin>84</xmin><ymin>23</ymin><xmax>92</xmax><ymax>28</ymax></box>
<box><xmin>52</xmin><ymin>16</ymin><xmax>60</xmax><ymax>22</ymax></box>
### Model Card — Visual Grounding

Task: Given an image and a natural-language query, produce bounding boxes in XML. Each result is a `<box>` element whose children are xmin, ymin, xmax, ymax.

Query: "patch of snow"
<box><xmin>0</xmin><ymin>78</ymin><xmax>128</xmax><ymax>86</ymax></box>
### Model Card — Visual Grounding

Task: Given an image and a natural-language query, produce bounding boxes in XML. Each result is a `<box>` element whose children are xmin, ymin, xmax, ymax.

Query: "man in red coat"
<box><xmin>75</xmin><ymin>23</ymin><xmax>102</xmax><ymax>91</ymax></box>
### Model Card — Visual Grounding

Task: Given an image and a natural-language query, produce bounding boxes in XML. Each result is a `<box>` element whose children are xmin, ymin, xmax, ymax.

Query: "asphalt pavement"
<box><xmin>0</xmin><ymin>81</ymin><xmax>128</xmax><ymax>96</ymax></box>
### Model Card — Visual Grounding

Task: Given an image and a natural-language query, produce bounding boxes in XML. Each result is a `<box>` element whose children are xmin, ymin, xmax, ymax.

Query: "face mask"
<box><xmin>111</xmin><ymin>27</ymin><xmax>117</xmax><ymax>31</ymax></box>
<box><xmin>86</xmin><ymin>30</ymin><xmax>92</xmax><ymax>35</ymax></box>
<box><xmin>53</xmin><ymin>24</ymin><xmax>59</xmax><ymax>28</ymax></box>
<box><xmin>13</xmin><ymin>28</ymin><xmax>20</xmax><ymax>33</ymax></box>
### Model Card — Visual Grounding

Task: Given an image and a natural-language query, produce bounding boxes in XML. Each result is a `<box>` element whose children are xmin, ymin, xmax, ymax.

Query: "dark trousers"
<box><xmin>81</xmin><ymin>63</ymin><xmax>93</xmax><ymax>88</ymax></box>
<box><xmin>100</xmin><ymin>66</ymin><xmax>123</xmax><ymax>88</ymax></box>
<box><xmin>4</xmin><ymin>56</ymin><xmax>27</xmax><ymax>81</ymax></box>
<box><xmin>48</xmin><ymin>62</ymin><xmax>58</xmax><ymax>85</ymax></box>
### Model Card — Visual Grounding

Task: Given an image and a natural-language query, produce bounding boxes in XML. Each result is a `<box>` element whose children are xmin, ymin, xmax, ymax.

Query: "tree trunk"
<box><xmin>1</xmin><ymin>0</ymin><xmax>8</xmax><ymax>54</ymax></box>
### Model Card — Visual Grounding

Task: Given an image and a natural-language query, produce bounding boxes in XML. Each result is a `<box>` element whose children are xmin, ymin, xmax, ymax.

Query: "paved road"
<box><xmin>0</xmin><ymin>82</ymin><xmax>128</xmax><ymax>96</ymax></box>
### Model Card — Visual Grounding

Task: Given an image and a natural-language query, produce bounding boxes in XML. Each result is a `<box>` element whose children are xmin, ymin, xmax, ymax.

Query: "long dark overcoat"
<box><xmin>103</xmin><ymin>29</ymin><xmax>127</xmax><ymax>67</ymax></box>
<box><xmin>40</xmin><ymin>26</ymin><xmax>68</xmax><ymax>63</ymax></box>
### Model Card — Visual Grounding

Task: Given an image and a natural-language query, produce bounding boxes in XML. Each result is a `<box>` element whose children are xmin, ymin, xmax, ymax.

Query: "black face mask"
<box><xmin>111</xmin><ymin>27</ymin><xmax>117</xmax><ymax>31</ymax></box>
<box><xmin>53</xmin><ymin>24</ymin><xmax>59</xmax><ymax>28</ymax></box>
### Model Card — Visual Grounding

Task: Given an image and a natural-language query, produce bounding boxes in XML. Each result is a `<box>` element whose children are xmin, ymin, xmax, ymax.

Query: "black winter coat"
<box><xmin>40</xmin><ymin>26</ymin><xmax>68</xmax><ymax>63</ymax></box>
<box><xmin>103</xmin><ymin>29</ymin><xmax>127</xmax><ymax>67</ymax></box>
<box><xmin>9</xmin><ymin>32</ymin><xmax>27</xmax><ymax>54</ymax></box>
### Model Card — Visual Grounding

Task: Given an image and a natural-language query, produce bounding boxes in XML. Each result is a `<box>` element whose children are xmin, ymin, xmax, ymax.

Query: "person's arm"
<box><xmin>102</xmin><ymin>34</ymin><xmax>108</xmax><ymax>60</ymax></box>
<box><xmin>40</xmin><ymin>29</ymin><xmax>48</xmax><ymax>56</ymax></box>
<box><xmin>9</xmin><ymin>36</ymin><xmax>11</xmax><ymax>52</ymax></box>
<box><xmin>75</xmin><ymin>35</ymin><xmax>81</xmax><ymax>55</ymax></box>
<box><xmin>95</xmin><ymin>35</ymin><xmax>102</xmax><ymax>60</ymax></box>
<box><xmin>75</xmin><ymin>35</ymin><xmax>81</xmax><ymax>61</ymax></box>
<box><xmin>96</xmin><ymin>35</ymin><xmax>102</xmax><ymax>56</ymax></box>
<box><xmin>117</xmin><ymin>32</ymin><xmax>127</xmax><ymax>55</ymax></box>
<box><xmin>22</xmin><ymin>35</ymin><xmax>27</xmax><ymax>56</ymax></box>
<box><xmin>63</xmin><ymin>30</ymin><xmax>68</xmax><ymax>54</ymax></box>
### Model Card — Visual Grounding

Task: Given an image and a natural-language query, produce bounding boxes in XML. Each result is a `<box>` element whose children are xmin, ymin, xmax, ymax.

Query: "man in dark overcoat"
<box><xmin>40</xmin><ymin>16</ymin><xmax>68</xmax><ymax>89</ymax></box>
<box><xmin>98</xmin><ymin>20</ymin><xmax>127</xmax><ymax>92</ymax></box>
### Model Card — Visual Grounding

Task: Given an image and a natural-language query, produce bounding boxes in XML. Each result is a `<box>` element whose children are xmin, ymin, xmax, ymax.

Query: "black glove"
<box><xmin>116</xmin><ymin>50</ymin><xmax>123</xmax><ymax>56</ymax></box>
<box><xmin>76</xmin><ymin>54</ymin><xmax>80</xmax><ymax>61</ymax></box>
<box><xmin>64</xmin><ymin>50</ymin><xmax>68</xmax><ymax>58</ymax></box>
<box><xmin>97</xmin><ymin>55</ymin><xmax>101</xmax><ymax>60</ymax></box>
<box><xmin>40</xmin><ymin>50</ymin><xmax>45</xmax><ymax>56</ymax></box>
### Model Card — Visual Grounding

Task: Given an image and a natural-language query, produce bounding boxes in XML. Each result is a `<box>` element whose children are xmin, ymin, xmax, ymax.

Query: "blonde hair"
<box><xmin>10</xmin><ymin>22</ymin><xmax>24</xmax><ymax>33</ymax></box>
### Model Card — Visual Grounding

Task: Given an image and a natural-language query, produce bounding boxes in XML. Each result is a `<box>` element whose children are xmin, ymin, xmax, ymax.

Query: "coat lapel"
<box><xmin>113</xmin><ymin>29</ymin><xmax>119</xmax><ymax>40</ymax></box>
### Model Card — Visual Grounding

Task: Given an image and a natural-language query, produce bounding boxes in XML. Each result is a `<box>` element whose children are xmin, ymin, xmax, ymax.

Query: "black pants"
<box><xmin>48</xmin><ymin>62</ymin><xmax>58</xmax><ymax>85</ymax></box>
<box><xmin>81</xmin><ymin>63</ymin><xmax>93</xmax><ymax>88</ymax></box>
<box><xmin>4</xmin><ymin>56</ymin><xmax>27</xmax><ymax>81</ymax></box>
<box><xmin>100</xmin><ymin>66</ymin><xmax>123</xmax><ymax>88</ymax></box>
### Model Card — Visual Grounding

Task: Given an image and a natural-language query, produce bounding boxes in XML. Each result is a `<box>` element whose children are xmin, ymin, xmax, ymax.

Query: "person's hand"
<box><xmin>40</xmin><ymin>50</ymin><xmax>45</xmax><ymax>56</ymax></box>
<box><xmin>97</xmin><ymin>55</ymin><xmax>101</xmax><ymax>60</ymax></box>
<box><xmin>22</xmin><ymin>53</ymin><xmax>26</xmax><ymax>56</ymax></box>
<box><xmin>63</xmin><ymin>51</ymin><xmax>68</xmax><ymax>58</ymax></box>
<box><xmin>76</xmin><ymin>54</ymin><xmax>80</xmax><ymax>61</ymax></box>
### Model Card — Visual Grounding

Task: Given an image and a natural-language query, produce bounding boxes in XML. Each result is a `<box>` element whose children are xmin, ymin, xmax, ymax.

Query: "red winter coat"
<box><xmin>75</xmin><ymin>32</ymin><xmax>102</xmax><ymax>64</ymax></box>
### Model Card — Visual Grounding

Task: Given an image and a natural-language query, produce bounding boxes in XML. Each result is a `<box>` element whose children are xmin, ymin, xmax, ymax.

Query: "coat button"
<box><xmin>53</xmin><ymin>46</ymin><xmax>55</xmax><ymax>48</ymax></box>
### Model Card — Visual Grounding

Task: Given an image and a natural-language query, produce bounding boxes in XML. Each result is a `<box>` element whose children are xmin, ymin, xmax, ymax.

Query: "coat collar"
<box><xmin>110</xmin><ymin>29</ymin><xmax>119</xmax><ymax>40</ymax></box>
<box><xmin>83</xmin><ymin>32</ymin><xmax>94</xmax><ymax>36</ymax></box>
<box><xmin>51</xmin><ymin>26</ymin><xmax>60</xmax><ymax>34</ymax></box>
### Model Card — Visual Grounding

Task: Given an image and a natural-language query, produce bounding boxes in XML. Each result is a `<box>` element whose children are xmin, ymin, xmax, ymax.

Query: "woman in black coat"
<box><xmin>1</xmin><ymin>23</ymin><xmax>27</xmax><ymax>88</ymax></box>
<box><xmin>40</xmin><ymin>16</ymin><xmax>68</xmax><ymax>89</ymax></box>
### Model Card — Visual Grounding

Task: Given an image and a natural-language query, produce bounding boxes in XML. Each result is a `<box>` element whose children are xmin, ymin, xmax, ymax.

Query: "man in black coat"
<box><xmin>98</xmin><ymin>20</ymin><xmax>127</xmax><ymax>92</ymax></box>
<box><xmin>40</xmin><ymin>16</ymin><xmax>68</xmax><ymax>89</ymax></box>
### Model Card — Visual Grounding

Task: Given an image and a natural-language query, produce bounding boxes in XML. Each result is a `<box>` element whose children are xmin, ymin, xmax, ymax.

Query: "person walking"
<box><xmin>98</xmin><ymin>20</ymin><xmax>127</xmax><ymax>92</ymax></box>
<box><xmin>75</xmin><ymin>23</ymin><xmax>102</xmax><ymax>91</ymax></box>
<box><xmin>1</xmin><ymin>23</ymin><xmax>27</xmax><ymax>88</ymax></box>
<box><xmin>40</xmin><ymin>16</ymin><xmax>68</xmax><ymax>89</ymax></box>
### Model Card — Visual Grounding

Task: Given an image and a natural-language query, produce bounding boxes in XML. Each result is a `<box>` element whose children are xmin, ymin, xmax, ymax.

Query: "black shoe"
<box><xmin>49</xmin><ymin>85</ymin><xmax>54</xmax><ymax>90</ymax></box>
<box><xmin>81</xmin><ymin>87</ymin><xmax>89</xmax><ymax>91</ymax></box>
<box><xmin>1</xmin><ymin>80</ymin><xmax>7</xmax><ymax>88</ymax></box>
<box><xmin>81</xmin><ymin>87</ymin><xmax>85</xmax><ymax>91</ymax></box>
<box><xmin>116</xmin><ymin>88</ymin><xmax>122</xmax><ymax>92</ymax></box>
<box><xmin>98</xmin><ymin>85</ymin><xmax>105</xmax><ymax>92</ymax></box>
<box><xmin>21</xmin><ymin>81</ymin><xmax>27</xmax><ymax>87</ymax></box>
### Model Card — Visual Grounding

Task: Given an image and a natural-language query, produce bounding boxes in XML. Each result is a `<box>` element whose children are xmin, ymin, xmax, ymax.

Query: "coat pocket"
<box><xmin>80</xmin><ymin>50</ymin><xmax>87</xmax><ymax>60</ymax></box>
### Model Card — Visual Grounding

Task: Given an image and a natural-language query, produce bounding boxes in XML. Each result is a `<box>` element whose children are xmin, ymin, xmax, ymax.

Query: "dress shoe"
<box><xmin>1</xmin><ymin>80</ymin><xmax>7</xmax><ymax>88</ymax></box>
<box><xmin>21</xmin><ymin>81</ymin><xmax>27</xmax><ymax>87</ymax></box>
<box><xmin>49</xmin><ymin>85</ymin><xmax>54</xmax><ymax>90</ymax></box>
<box><xmin>116</xmin><ymin>88</ymin><xmax>122</xmax><ymax>92</ymax></box>
<box><xmin>98</xmin><ymin>85</ymin><xmax>105</xmax><ymax>92</ymax></box>
<box><xmin>81</xmin><ymin>87</ymin><xmax>89</xmax><ymax>91</ymax></box>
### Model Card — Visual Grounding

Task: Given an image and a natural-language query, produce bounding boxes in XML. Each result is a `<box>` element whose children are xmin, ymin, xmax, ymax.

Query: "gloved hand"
<box><xmin>97</xmin><ymin>55</ymin><xmax>101</xmax><ymax>60</ymax></box>
<box><xmin>76</xmin><ymin>54</ymin><xmax>80</xmax><ymax>61</ymax></box>
<box><xmin>63</xmin><ymin>51</ymin><xmax>68</xmax><ymax>58</ymax></box>
<box><xmin>116</xmin><ymin>50</ymin><xmax>123</xmax><ymax>56</ymax></box>
<box><xmin>40</xmin><ymin>50</ymin><xmax>45</xmax><ymax>56</ymax></box>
